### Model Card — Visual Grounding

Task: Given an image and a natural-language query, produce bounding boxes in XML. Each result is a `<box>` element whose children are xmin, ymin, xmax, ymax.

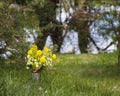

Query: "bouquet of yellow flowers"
<box><xmin>26</xmin><ymin>44</ymin><xmax>56</xmax><ymax>73</ymax></box>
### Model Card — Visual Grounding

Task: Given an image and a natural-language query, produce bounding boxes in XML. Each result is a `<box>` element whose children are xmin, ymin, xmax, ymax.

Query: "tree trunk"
<box><xmin>77</xmin><ymin>22</ymin><xmax>89</xmax><ymax>53</ymax></box>
<box><xmin>34</xmin><ymin>0</ymin><xmax>57</xmax><ymax>50</ymax></box>
<box><xmin>35</xmin><ymin>34</ymin><xmax>47</xmax><ymax>50</ymax></box>
<box><xmin>118</xmin><ymin>47</ymin><xmax>120</xmax><ymax>66</ymax></box>
<box><xmin>118</xmin><ymin>26</ymin><xmax>120</xmax><ymax>66</ymax></box>
<box><xmin>51</xmin><ymin>25</ymin><xmax>63</xmax><ymax>52</ymax></box>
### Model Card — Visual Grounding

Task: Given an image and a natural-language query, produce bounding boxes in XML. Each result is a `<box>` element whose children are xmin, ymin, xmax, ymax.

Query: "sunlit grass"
<box><xmin>0</xmin><ymin>52</ymin><xmax>120</xmax><ymax>96</ymax></box>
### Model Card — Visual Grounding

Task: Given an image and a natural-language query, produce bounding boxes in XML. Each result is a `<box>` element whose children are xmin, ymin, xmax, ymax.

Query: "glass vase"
<box><xmin>32</xmin><ymin>69</ymin><xmax>42</xmax><ymax>80</ymax></box>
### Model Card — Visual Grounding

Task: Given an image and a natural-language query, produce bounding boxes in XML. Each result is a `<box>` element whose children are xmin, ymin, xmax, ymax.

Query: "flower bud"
<box><xmin>52</xmin><ymin>54</ymin><xmax>57</xmax><ymax>60</ymax></box>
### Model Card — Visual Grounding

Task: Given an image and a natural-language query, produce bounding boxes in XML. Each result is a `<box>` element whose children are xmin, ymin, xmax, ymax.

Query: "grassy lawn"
<box><xmin>0</xmin><ymin>52</ymin><xmax>120</xmax><ymax>96</ymax></box>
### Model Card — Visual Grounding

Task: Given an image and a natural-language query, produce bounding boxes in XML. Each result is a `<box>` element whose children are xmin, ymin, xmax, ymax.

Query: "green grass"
<box><xmin>0</xmin><ymin>52</ymin><xmax>120</xmax><ymax>96</ymax></box>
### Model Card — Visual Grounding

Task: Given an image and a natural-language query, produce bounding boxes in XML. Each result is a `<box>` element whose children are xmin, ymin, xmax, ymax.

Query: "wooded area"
<box><xmin>0</xmin><ymin>0</ymin><xmax>120</xmax><ymax>65</ymax></box>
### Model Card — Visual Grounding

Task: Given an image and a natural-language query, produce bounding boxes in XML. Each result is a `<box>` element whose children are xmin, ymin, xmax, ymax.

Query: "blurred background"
<box><xmin>0</xmin><ymin>0</ymin><xmax>120</xmax><ymax>64</ymax></box>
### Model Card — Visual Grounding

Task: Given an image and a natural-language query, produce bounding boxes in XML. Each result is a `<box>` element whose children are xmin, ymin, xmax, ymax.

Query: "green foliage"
<box><xmin>0</xmin><ymin>52</ymin><xmax>120</xmax><ymax>96</ymax></box>
<box><xmin>88</xmin><ymin>0</ymin><xmax>119</xmax><ymax>7</ymax></box>
<box><xmin>0</xmin><ymin>0</ymin><xmax>40</xmax><ymax>64</ymax></box>
<box><xmin>0</xmin><ymin>81</ymin><xmax>7</xmax><ymax>96</ymax></box>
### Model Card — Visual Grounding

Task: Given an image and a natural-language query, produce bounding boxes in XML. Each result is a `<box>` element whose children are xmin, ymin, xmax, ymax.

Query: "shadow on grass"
<box><xmin>56</xmin><ymin>63</ymin><xmax>120</xmax><ymax>79</ymax></box>
<box><xmin>72</xmin><ymin>64</ymin><xmax>120</xmax><ymax>79</ymax></box>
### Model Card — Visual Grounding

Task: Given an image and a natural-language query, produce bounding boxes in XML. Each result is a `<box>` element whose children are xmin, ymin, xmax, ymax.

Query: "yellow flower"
<box><xmin>40</xmin><ymin>56</ymin><xmax>46</xmax><ymax>63</ymax></box>
<box><xmin>26</xmin><ymin>44</ymin><xmax>57</xmax><ymax>71</ymax></box>
<box><xmin>37</xmin><ymin>50</ymin><xmax>42</xmax><ymax>56</ymax></box>
<box><xmin>31</xmin><ymin>44</ymin><xmax>38</xmax><ymax>50</ymax></box>
<box><xmin>28</xmin><ymin>50</ymin><xmax>32</xmax><ymax>55</ymax></box>
<box><xmin>52</xmin><ymin>54</ymin><xmax>57</xmax><ymax>60</ymax></box>
<box><xmin>44</xmin><ymin>47</ymin><xmax>49</xmax><ymax>53</ymax></box>
<box><xmin>30</xmin><ymin>44</ymin><xmax>38</xmax><ymax>55</ymax></box>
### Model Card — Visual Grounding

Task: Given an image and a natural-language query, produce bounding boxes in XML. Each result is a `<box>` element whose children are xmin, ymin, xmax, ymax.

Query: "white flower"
<box><xmin>26</xmin><ymin>67</ymin><xmax>29</xmax><ymax>69</ymax></box>
<box><xmin>39</xmin><ymin>87</ymin><xmax>43</xmax><ymax>91</ymax></box>
<box><xmin>50</xmin><ymin>64</ymin><xmax>52</xmax><ymax>67</ymax></box>
<box><xmin>35</xmin><ymin>61</ymin><xmax>38</xmax><ymax>64</ymax></box>
<box><xmin>36</xmin><ymin>64</ymin><xmax>39</xmax><ymax>68</ymax></box>
<box><xmin>45</xmin><ymin>90</ymin><xmax>47</xmax><ymax>94</ymax></box>
<box><xmin>34</xmin><ymin>59</ymin><xmax>37</xmax><ymax>62</ymax></box>
<box><xmin>27</xmin><ymin>55</ymin><xmax>30</xmax><ymax>58</ymax></box>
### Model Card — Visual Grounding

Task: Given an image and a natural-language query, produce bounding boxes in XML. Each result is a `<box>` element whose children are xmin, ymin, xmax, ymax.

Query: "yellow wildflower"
<box><xmin>31</xmin><ymin>44</ymin><xmax>38</xmax><ymax>50</ymax></box>
<box><xmin>44</xmin><ymin>47</ymin><xmax>49</xmax><ymax>53</ymax></box>
<box><xmin>26</xmin><ymin>44</ymin><xmax>57</xmax><ymax>71</ymax></box>
<box><xmin>37</xmin><ymin>50</ymin><xmax>42</xmax><ymax>56</ymax></box>
<box><xmin>40</xmin><ymin>56</ymin><xmax>46</xmax><ymax>63</ymax></box>
<box><xmin>28</xmin><ymin>50</ymin><xmax>32</xmax><ymax>55</ymax></box>
<box><xmin>52</xmin><ymin>54</ymin><xmax>57</xmax><ymax>60</ymax></box>
<box><xmin>31</xmin><ymin>44</ymin><xmax>38</xmax><ymax>55</ymax></box>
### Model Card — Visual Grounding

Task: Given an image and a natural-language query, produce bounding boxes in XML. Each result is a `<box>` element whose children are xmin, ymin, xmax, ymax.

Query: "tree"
<box><xmin>68</xmin><ymin>0</ymin><xmax>90</xmax><ymax>53</ymax></box>
<box><xmin>34</xmin><ymin>0</ymin><xmax>57</xmax><ymax>50</ymax></box>
<box><xmin>0</xmin><ymin>0</ymin><xmax>39</xmax><ymax>64</ymax></box>
<box><xmin>35</xmin><ymin>0</ymin><xmax>66</xmax><ymax>52</ymax></box>
<box><xmin>67</xmin><ymin>0</ymin><xmax>119</xmax><ymax>53</ymax></box>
